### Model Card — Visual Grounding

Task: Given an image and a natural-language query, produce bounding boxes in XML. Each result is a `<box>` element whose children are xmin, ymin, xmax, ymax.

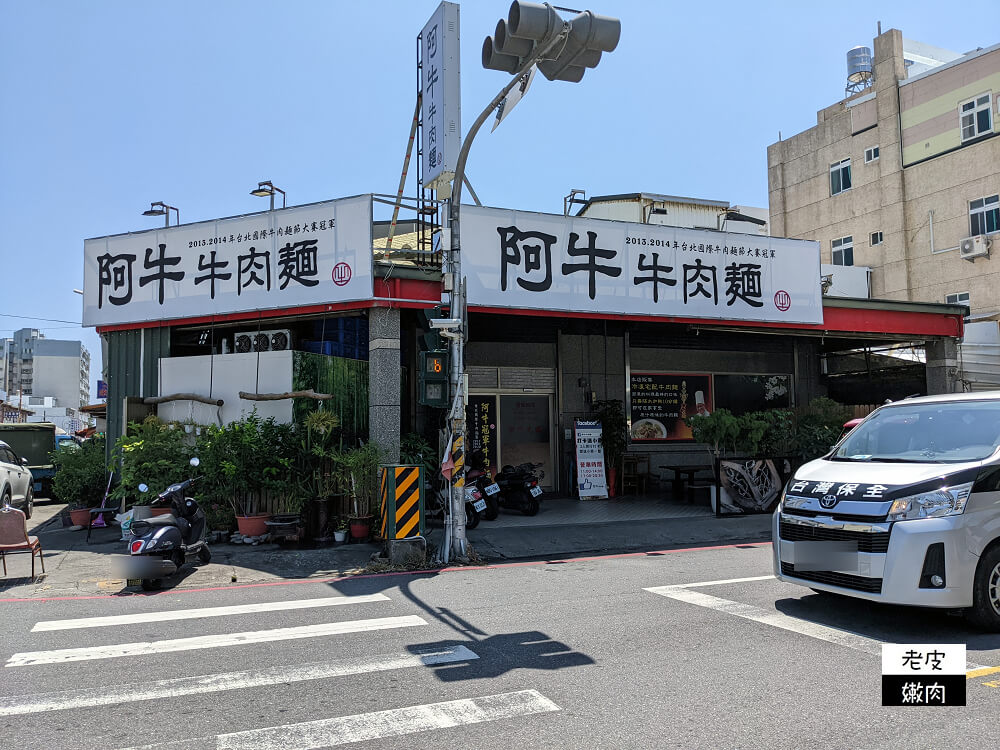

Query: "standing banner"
<box><xmin>574</xmin><ymin>419</ymin><xmax>608</xmax><ymax>499</ymax></box>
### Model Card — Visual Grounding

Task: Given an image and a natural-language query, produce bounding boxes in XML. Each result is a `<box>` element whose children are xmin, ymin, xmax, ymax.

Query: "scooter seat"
<box><xmin>136</xmin><ymin>514</ymin><xmax>179</xmax><ymax>527</ymax></box>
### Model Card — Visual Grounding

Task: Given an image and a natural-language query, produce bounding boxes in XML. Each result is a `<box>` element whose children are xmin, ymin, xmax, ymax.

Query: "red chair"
<box><xmin>0</xmin><ymin>505</ymin><xmax>45</xmax><ymax>578</ymax></box>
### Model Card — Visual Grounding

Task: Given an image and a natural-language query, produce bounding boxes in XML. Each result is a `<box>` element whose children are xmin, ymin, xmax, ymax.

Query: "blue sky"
<box><xmin>1</xmin><ymin>0</ymin><xmax>995</xmax><ymax>399</ymax></box>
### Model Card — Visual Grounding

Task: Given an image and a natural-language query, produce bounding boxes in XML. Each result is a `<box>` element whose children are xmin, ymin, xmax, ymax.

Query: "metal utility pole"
<box><xmin>445</xmin><ymin>1</ymin><xmax>621</xmax><ymax>560</ymax></box>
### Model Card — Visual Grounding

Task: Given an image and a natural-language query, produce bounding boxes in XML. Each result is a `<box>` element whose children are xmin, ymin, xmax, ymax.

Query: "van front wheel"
<box><xmin>968</xmin><ymin>545</ymin><xmax>1000</xmax><ymax>632</ymax></box>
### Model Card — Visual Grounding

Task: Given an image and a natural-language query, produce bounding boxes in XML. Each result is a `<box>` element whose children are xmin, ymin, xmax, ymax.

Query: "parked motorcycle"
<box><xmin>125</xmin><ymin>457</ymin><xmax>211</xmax><ymax>591</ymax></box>
<box><xmin>466</xmin><ymin>451</ymin><xmax>501</xmax><ymax>521</ymax></box>
<box><xmin>427</xmin><ymin>482</ymin><xmax>484</xmax><ymax>529</ymax></box>
<box><xmin>494</xmin><ymin>462</ymin><xmax>544</xmax><ymax>516</ymax></box>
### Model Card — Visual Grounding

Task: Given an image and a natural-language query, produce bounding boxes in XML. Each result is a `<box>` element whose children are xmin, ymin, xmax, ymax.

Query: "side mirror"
<box><xmin>138</xmin><ymin>484</ymin><xmax>149</xmax><ymax>493</ymax></box>
<box><xmin>21</xmin><ymin>457</ymin><xmax>29</xmax><ymax>466</ymax></box>
<box><xmin>190</xmin><ymin>457</ymin><xmax>201</xmax><ymax>468</ymax></box>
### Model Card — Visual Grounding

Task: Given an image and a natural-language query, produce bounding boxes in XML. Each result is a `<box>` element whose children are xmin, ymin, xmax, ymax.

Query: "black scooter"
<box><xmin>466</xmin><ymin>451</ymin><xmax>501</xmax><ymax>521</ymax></box>
<box><xmin>126</xmin><ymin>457</ymin><xmax>211</xmax><ymax>591</ymax></box>
<box><xmin>495</xmin><ymin>462</ymin><xmax>544</xmax><ymax>516</ymax></box>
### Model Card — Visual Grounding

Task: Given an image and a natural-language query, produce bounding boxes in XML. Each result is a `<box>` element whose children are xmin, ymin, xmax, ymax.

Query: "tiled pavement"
<box><xmin>485</xmin><ymin>495</ymin><xmax>713</xmax><ymax>528</ymax></box>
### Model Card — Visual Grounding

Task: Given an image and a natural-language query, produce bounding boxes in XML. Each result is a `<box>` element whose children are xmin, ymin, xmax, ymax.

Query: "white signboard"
<box><xmin>462</xmin><ymin>206</ymin><xmax>823</xmax><ymax>325</ymax></box>
<box><xmin>420</xmin><ymin>1</ymin><xmax>461</xmax><ymax>190</ymax></box>
<box><xmin>574</xmin><ymin>419</ymin><xmax>608</xmax><ymax>499</ymax></box>
<box><xmin>83</xmin><ymin>195</ymin><xmax>373</xmax><ymax>327</ymax></box>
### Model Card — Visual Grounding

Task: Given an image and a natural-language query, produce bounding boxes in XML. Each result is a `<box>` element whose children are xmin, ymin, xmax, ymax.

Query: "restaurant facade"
<box><xmin>84</xmin><ymin>194</ymin><xmax>966</xmax><ymax>498</ymax></box>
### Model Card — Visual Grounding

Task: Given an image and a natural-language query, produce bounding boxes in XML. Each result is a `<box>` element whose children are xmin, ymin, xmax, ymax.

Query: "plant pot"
<box><xmin>333</xmin><ymin>530</ymin><xmax>347</xmax><ymax>543</ymax></box>
<box><xmin>236</xmin><ymin>514</ymin><xmax>271</xmax><ymax>537</ymax></box>
<box><xmin>151</xmin><ymin>506</ymin><xmax>173</xmax><ymax>517</ymax></box>
<box><xmin>69</xmin><ymin>508</ymin><xmax>92</xmax><ymax>527</ymax></box>
<box><xmin>349</xmin><ymin>516</ymin><xmax>372</xmax><ymax>540</ymax></box>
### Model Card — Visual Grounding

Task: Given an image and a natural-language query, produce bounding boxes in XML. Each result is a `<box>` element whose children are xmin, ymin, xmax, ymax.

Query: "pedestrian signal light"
<box><xmin>418</xmin><ymin>350</ymin><xmax>450</xmax><ymax>408</ymax></box>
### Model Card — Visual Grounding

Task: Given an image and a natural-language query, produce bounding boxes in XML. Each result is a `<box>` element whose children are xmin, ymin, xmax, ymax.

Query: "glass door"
<box><xmin>499</xmin><ymin>395</ymin><xmax>553</xmax><ymax>489</ymax></box>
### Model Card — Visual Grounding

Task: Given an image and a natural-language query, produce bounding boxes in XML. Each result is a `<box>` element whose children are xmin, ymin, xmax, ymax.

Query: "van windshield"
<box><xmin>833</xmin><ymin>402</ymin><xmax>1000</xmax><ymax>463</ymax></box>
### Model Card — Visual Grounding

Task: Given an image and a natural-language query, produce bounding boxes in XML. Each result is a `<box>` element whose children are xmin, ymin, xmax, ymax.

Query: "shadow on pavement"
<box><xmin>773</xmin><ymin>593</ymin><xmax>1000</xmax><ymax>649</ymax></box>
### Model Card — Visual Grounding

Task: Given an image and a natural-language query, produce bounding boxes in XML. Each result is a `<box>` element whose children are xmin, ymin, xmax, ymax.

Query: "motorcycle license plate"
<box><xmin>473</xmin><ymin>498</ymin><xmax>487</xmax><ymax>512</ymax></box>
<box><xmin>484</xmin><ymin>483</ymin><xmax>500</xmax><ymax>496</ymax></box>
<box><xmin>529</xmin><ymin>486</ymin><xmax>543</xmax><ymax>497</ymax></box>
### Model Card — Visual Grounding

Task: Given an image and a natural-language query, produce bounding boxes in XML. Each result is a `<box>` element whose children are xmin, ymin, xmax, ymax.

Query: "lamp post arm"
<box><xmin>451</xmin><ymin>25</ymin><xmax>569</xmax><ymax>208</ymax></box>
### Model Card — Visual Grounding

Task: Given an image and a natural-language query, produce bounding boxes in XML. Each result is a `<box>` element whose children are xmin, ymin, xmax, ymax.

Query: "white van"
<box><xmin>773</xmin><ymin>392</ymin><xmax>1000</xmax><ymax>630</ymax></box>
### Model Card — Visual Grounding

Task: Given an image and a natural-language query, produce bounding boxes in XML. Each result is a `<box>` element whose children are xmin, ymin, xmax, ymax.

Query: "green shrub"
<box><xmin>110</xmin><ymin>417</ymin><xmax>192</xmax><ymax>506</ymax></box>
<box><xmin>51</xmin><ymin>436</ymin><xmax>108</xmax><ymax>508</ymax></box>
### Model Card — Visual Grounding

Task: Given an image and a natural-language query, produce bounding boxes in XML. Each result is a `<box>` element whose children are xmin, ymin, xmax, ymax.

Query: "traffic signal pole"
<box><xmin>445</xmin><ymin>25</ymin><xmax>571</xmax><ymax>562</ymax></box>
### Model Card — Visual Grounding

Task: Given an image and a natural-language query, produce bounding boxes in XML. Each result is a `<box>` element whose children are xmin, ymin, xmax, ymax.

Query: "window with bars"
<box><xmin>970</xmin><ymin>195</ymin><xmax>999</xmax><ymax>236</ymax></box>
<box><xmin>832</xmin><ymin>236</ymin><xmax>854</xmax><ymax>266</ymax></box>
<box><xmin>830</xmin><ymin>159</ymin><xmax>852</xmax><ymax>196</ymax></box>
<box><xmin>960</xmin><ymin>93</ymin><xmax>993</xmax><ymax>142</ymax></box>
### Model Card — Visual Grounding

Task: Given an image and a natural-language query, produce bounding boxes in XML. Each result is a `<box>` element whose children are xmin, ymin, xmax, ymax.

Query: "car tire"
<box><xmin>1</xmin><ymin>488</ymin><xmax>10</xmax><ymax>510</ymax></box>
<box><xmin>24</xmin><ymin>488</ymin><xmax>33</xmax><ymax>520</ymax></box>
<box><xmin>967</xmin><ymin>544</ymin><xmax>1000</xmax><ymax>632</ymax></box>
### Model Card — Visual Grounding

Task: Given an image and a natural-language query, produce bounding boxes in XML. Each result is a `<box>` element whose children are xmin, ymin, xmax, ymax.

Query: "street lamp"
<box><xmin>142</xmin><ymin>201</ymin><xmax>179</xmax><ymax>227</ymax></box>
<box><xmin>250</xmin><ymin>180</ymin><xmax>286</xmax><ymax>211</ymax></box>
<box><xmin>441</xmin><ymin>1</ymin><xmax>621</xmax><ymax>561</ymax></box>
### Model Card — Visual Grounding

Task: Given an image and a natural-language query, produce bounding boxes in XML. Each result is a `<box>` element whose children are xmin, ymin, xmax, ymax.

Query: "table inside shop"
<box><xmin>661</xmin><ymin>465</ymin><xmax>714</xmax><ymax>502</ymax></box>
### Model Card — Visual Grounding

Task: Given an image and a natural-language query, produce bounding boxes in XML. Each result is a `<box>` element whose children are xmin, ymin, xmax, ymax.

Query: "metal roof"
<box><xmin>576</xmin><ymin>192</ymin><xmax>730</xmax><ymax>216</ymax></box>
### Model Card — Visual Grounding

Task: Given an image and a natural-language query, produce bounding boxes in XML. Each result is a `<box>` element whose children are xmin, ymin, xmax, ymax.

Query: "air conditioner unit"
<box><xmin>959</xmin><ymin>235</ymin><xmax>991</xmax><ymax>261</ymax></box>
<box><xmin>233</xmin><ymin>329</ymin><xmax>292</xmax><ymax>353</ymax></box>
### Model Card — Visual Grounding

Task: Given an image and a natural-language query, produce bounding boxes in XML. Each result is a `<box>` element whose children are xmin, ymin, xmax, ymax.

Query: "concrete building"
<box><xmin>768</xmin><ymin>30</ymin><xmax>999</xmax><ymax>312</ymax></box>
<box><xmin>6</xmin><ymin>328</ymin><xmax>91</xmax><ymax>409</ymax></box>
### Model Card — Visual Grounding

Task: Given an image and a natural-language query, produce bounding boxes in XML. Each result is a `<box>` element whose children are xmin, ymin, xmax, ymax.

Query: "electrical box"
<box><xmin>418</xmin><ymin>350</ymin><xmax>450</xmax><ymax>408</ymax></box>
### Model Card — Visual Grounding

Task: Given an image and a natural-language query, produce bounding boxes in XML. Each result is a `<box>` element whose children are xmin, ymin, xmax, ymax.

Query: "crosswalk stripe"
<box><xmin>0</xmin><ymin>645</ymin><xmax>478</xmax><ymax>716</ymax></box>
<box><xmin>120</xmin><ymin>690</ymin><xmax>560</xmax><ymax>750</ymax></box>
<box><xmin>6</xmin><ymin>615</ymin><xmax>426</xmax><ymax>668</ymax></box>
<box><xmin>31</xmin><ymin>593</ymin><xmax>391</xmax><ymax>632</ymax></box>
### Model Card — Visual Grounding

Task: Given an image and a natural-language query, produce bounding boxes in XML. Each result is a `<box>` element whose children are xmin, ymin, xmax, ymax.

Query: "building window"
<box><xmin>945</xmin><ymin>292</ymin><xmax>970</xmax><ymax>305</ymax></box>
<box><xmin>864</xmin><ymin>145</ymin><xmax>880</xmax><ymax>163</ymax></box>
<box><xmin>970</xmin><ymin>195</ymin><xmax>999</xmax><ymax>236</ymax></box>
<box><xmin>830</xmin><ymin>159</ymin><xmax>852</xmax><ymax>196</ymax></box>
<box><xmin>870</xmin><ymin>231</ymin><xmax>883</xmax><ymax>246</ymax></box>
<box><xmin>960</xmin><ymin>93</ymin><xmax>993</xmax><ymax>142</ymax></box>
<box><xmin>832</xmin><ymin>236</ymin><xmax>854</xmax><ymax>266</ymax></box>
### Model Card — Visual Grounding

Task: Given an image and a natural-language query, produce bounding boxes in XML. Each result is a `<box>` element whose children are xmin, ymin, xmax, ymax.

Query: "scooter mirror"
<box><xmin>138</xmin><ymin>483</ymin><xmax>149</xmax><ymax>493</ymax></box>
<box><xmin>190</xmin><ymin>457</ymin><xmax>201</xmax><ymax>467</ymax></box>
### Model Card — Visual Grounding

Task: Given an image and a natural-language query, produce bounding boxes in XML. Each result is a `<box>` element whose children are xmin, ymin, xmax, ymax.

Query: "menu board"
<box><xmin>629</xmin><ymin>372</ymin><xmax>713</xmax><ymax>442</ymax></box>
<box><xmin>466</xmin><ymin>396</ymin><xmax>498</xmax><ymax>475</ymax></box>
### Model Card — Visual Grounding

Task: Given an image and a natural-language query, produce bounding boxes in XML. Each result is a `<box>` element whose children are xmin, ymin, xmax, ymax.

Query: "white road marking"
<box><xmin>121</xmin><ymin>690</ymin><xmax>560</xmax><ymax>750</ymax></box>
<box><xmin>0</xmin><ymin>645</ymin><xmax>478</xmax><ymax>716</ymax></box>
<box><xmin>31</xmin><ymin>593</ymin><xmax>390</xmax><ymax>632</ymax></box>
<box><xmin>646</xmin><ymin>579</ymin><xmax>988</xmax><ymax>671</ymax></box>
<box><xmin>6</xmin><ymin>615</ymin><xmax>426</xmax><ymax>667</ymax></box>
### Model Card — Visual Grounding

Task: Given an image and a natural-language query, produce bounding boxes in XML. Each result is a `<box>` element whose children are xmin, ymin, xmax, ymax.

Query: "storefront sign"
<box><xmin>462</xmin><ymin>206</ymin><xmax>823</xmax><ymax>324</ymax></box>
<box><xmin>467</xmin><ymin>396</ymin><xmax>498</xmax><ymax>475</ymax></box>
<box><xmin>419</xmin><ymin>2</ymin><xmax>461</xmax><ymax>189</ymax></box>
<box><xmin>574</xmin><ymin>420</ymin><xmax>608</xmax><ymax>498</ymax></box>
<box><xmin>630</xmin><ymin>372</ymin><xmax>713</xmax><ymax>442</ymax></box>
<box><xmin>83</xmin><ymin>195</ymin><xmax>373</xmax><ymax>327</ymax></box>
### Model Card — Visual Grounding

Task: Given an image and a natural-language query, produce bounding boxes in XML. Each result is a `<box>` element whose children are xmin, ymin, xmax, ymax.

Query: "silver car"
<box><xmin>0</xmin><ymin>440</ymin><xmax>33</xmax><ymax>518</ymax></box>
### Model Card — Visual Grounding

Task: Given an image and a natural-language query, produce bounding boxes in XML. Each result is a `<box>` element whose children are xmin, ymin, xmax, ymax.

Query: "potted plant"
<box><xmin>51</xmin><ymin>436</ymin><xmax>109</xmax><ymax>526</ymax></box>
<box><xmin>333</xmin><ymin>518</ymin><xmax>348</xmax><ymax>544</ymax></box>
<box><xmin>594</xmin><ymin>400</ymin><xmax>628</xmax><ymax>498</ymax></box>
<box><xmin>339</xmin><ymin>441</ymin><xmax>383</xmax><ymax>540</ymax></box>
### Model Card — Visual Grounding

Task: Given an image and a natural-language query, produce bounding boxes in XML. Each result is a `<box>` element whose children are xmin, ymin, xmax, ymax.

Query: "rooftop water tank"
<box><xmin>847</xmin><ymin>46</ymin><xmax>873</xmax><ymax>84</ymax></box>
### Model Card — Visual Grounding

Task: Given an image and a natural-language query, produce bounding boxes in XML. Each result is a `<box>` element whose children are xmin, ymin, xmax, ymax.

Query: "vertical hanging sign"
<box><xmin>574</xmin><ymin>420</ymin><xmax>608</xmax><ymax>499</ymax></box>
<box><xmin>419</xmin><ymin>1</ymin><xmax>461</xmax><ymax>192</ymax></box>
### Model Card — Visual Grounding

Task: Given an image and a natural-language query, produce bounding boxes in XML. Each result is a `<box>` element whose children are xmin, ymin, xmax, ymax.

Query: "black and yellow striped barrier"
<box><xmin>378</xmin><ymin>464</ymin><xmax>424</xmax><ymax>540</ymax></box>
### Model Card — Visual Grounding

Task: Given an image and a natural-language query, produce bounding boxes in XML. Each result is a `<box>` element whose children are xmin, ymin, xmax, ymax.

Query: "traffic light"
<box><xmin>418</xmin><ymin>350</ymin><xmax>450</xmax><ymax>408</ymax></box>
<box><xmin>482</xmin><ymin>1</ymin><xmax>621</xmax><ymax>83</ymax></box>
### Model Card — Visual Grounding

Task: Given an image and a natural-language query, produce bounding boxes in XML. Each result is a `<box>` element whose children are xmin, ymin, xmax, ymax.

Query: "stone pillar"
<box><xmin>368</xmin><ymin>307</ymin><xmax>401</xmax><ymax>463</ymax></box>
<box><xmin>925</xmin><ymin>338</ymin><xmax>959</xmax><ymax>395</ymax></box>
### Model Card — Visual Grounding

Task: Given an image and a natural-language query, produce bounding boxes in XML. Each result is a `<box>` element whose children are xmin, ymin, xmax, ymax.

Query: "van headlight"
<box><xmin>886</xmin><ymin>482</ymin><xmax>973</xmax><ymax>521</ymax></box>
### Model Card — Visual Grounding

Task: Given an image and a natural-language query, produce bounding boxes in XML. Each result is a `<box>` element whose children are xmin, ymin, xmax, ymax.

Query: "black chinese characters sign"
<box><xmin>462</xmin><ymin>206</ymin><xmax>823</xmax><ymax>325</ymax></box>
<box><xmin>83</xmin><ymin>196</ymin><xmax>373</xmax><ymax>327</ymax></box>
<box><xmin>629</xmin><ymin>372</ymin><xmax>713</xmax><ymax>442</ymax></box>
